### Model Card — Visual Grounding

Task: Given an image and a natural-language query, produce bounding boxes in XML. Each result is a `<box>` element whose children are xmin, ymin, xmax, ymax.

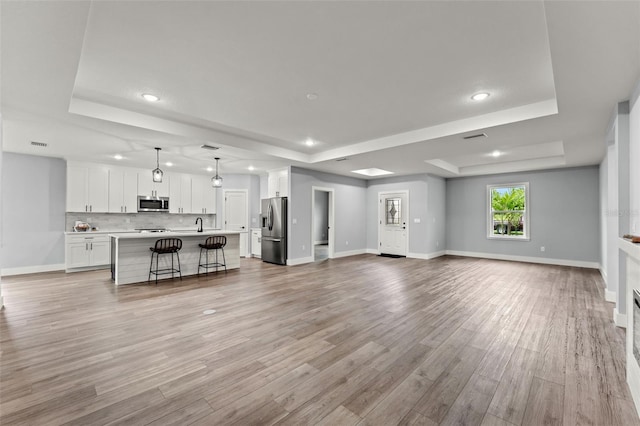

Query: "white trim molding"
<box><xmin>1</xmin><ymin>263</ymin><xmax>66</xmax><ymax>277</ymax></box>
<box><xmin>444</xmin><ymin>250</ymin><xmax>599</xmax><ymax>269</ymax></box>
<box><xmin>600</xmin><ymin>267</ymin><xmax>608</xmax><ymax>285</ymax></box>
<box><xmin>287</xmin><ymin>256</ymin><xmax>314</xmax><ymax>266</ymax></box>
<box><xmin>333</xmin><ymin>249</ymin><xmax>367</xmax><ymax>259</ymax></box>
<box><xmin>408</xmin><ymin>251</ymin><xmax>446</xmax><ymax>260</ymax></box>
<box><xmin>366</xmin><ymin>249</ymin><xmax>380</xmax><ymax>255</ymax></box>
<box><xmin>605</xmin><ymin>290</ymin><xmax>617</xmax><ymax>303</ymax></box>
<box><xmin>614</xmin><ymin>308</ymin><xmax>627</xmax><ymax>328</ymax></box>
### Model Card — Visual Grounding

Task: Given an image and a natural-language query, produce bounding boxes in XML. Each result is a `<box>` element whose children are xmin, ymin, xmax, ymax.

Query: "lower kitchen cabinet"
<box><xmin>251</xmin><ymin>228</ymin><xmax>261</xmax><ymax>258</ymax></box>
<box><xmin>65</xmin><ymin>234</ymin><xmax>110</xmax><ymax>271</ymax></box>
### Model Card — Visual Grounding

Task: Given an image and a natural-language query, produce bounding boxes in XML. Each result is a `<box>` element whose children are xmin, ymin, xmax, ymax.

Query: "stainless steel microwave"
<box><xmin>138</xmin><ymin>196</ymin><xmax>169</xmax><ymax>212</ymax></box>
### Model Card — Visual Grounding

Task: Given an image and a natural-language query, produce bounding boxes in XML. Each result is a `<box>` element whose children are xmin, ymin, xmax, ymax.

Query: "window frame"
<box><xmin>487</xmin><ymin>182</ymin><xmax>530</xmax><ymax>241</ymax></box>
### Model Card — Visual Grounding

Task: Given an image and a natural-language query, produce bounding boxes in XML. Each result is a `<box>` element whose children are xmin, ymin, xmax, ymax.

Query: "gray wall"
<box><xmin>1</xmin><ymin>153</ymin><xmax>67</xmax><ymax>269</ymax></box>
<box><xmin>289</xmin><ymin>167</ymin><xmax>367</xmax><ymax>260</ymax></box>
<box><xmin>313</xmin><ymin>190</ymin><xmax>329</xmax><ymax>243</ymax></box>
<box><xmin>446</xmin><ymin>166</ymin><xmax>600</xmax><ymax>263</ymax></box>
<box><xmin>216</xmin><ymin>174</ymin><xmax>262</xmax><ymax>229</ymax></box>
<box><xmin>366</xmin><ymin>174</ymin><xmax>446</xmax><ymax>255</ymax></box>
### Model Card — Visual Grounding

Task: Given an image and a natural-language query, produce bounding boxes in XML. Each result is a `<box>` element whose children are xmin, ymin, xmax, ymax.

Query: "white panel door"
<box><xmin>224</xmin><ymin>190</ymin><xmax>248</xmax><ymax>256</ymax></box>
<box><xmin>379</xmin><ymin>192</ymin><xmax>408</xmax><ymax>256</ymax></box>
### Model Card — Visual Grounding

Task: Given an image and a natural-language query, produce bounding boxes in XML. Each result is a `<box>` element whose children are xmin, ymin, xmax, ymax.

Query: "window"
<box><xmin>385</xmin><ymin>198</ymin><xmax>401</xmax><ymax>225</ymax></box>
<box><xmin>488</xmin><ymin>183</ymin><xmax>529</xmax><ymax>240</ymax></box>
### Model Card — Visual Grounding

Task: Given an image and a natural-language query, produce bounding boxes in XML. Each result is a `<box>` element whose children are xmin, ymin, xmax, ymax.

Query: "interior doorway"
<box><xmin>312</xmin><ymin>187</ymin><xmax>334</xmax><ymax>261</ymax></box>
<box><xmin>378</xmin><ymin>191</ymin><xmax>408</xmax><ymax>257</ymax></box>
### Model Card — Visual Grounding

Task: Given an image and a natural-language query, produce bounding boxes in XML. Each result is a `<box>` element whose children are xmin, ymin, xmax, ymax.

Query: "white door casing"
<box><xmin>378</xmin><ymin>191</ymin><xmax>408</xmax><ymax>256</ymax></box>
<box><xmin>224</xmin><ymin>190</ymin><xmax>248</xmax><ymax>257</ymax></box>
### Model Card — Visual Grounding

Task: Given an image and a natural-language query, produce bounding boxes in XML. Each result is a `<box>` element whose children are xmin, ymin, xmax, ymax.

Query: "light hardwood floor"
<box><xmin>1</xmin><ymin>255</ymin><xmax>638</xmax><ymax>425</ymax></box>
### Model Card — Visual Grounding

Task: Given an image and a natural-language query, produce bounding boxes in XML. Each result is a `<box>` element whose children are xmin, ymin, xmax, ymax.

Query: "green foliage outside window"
<box><xmin>491</xmin><ymin>186</ymin><xmax>525</xmax><ymax>236</ymax></box>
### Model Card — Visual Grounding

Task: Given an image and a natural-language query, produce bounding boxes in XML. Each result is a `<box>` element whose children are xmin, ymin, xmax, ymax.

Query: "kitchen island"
<box><xmin>110</xmin><ymin>230</ymin><xmax>240</xmax><ymax>285</ymax></box>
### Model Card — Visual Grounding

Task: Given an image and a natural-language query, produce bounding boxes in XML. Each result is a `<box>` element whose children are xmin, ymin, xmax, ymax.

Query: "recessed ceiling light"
<box><xmin>306</xmin><ymin>93</ymin><xmax>318</xmax><ymax>101</ymax></box>
<box><xmin>141</xmin><ymin>93</ymin><xmax>160</xmax><ymax>102</ymax></box>
<box><xmin>206</xmin><ymin>166</ymin><xmax>213</xmax><ymax>172</ymax></box>
<box><xmin>248</xmin><ymin>166</ymin><xmax>255</xmax><ymax>171</ymax></box>
<box><xmin>305</xmin><ymin>138</ymin><xmax>314</xmax><ymax>146</ymax></box>
<box><xmin>166</xmin><ymin>162</ymin><xmax>173</xmax><ymax>167</ymax></box>
<box><xmin>491</xmin><ymin>150</ymin><xmax>501</xmax><ymax>157</ymax></box>
<box><xmin>471</xmin><ymin>92</ymin><xmax>490</xmax><ymax>101</ymax></box>
<box><xmin>114</xmin><ymin>154</ymin><xmax>123</xmax><ymax>160</ymax></box>
<box><xmin>352</xmin><ymin>168</ymin><xmax>394</xmax><ymax>177</ymax></box>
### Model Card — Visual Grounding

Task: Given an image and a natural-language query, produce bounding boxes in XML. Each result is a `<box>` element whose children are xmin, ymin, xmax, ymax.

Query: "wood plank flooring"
<box><xmin>1</xmin><ymin>254</ymin><xmax>638</xmax><ymax>425</ymax></box>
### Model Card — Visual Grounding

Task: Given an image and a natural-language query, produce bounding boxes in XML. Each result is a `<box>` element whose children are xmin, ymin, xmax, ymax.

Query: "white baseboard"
<box><xmin>366</xmin><ymin>249</ymin><xmax>379</xmax><ymax>255</ymax></box>
<box><xmin>444</xmin><ymin>250</ymin><xmax>599</xmax><ymax>269</ymax></box>
<box><xmin>605</xmin><ymin>289</ymin><xmax>617</xmax><ymax>303</ymax></box>
<box><xmin>408</xmin><ymin>251</ymin><xmax>446</xmax><ymax>260</ymax></box>
<box><xmin>314</xmin><ymin>240</ymin><xmax>328</xmax><ymax>245</ymax></box>
<box><xmin>1</xmin><ymin>263</ymin><xmax>65</xmax><ymax>277</ymax></box>
<box><xmin>614</xmin><ymin>308</ymin><xmax>627</xmax><ymax>328</ymax></box>
<box><xmin>600</xmin><ymin>267</ymin><xmax>608</xmax><ymax>285</ymax></box>
<box><xmin>332</xmin><ymin>249</ymin><xmax>367</xmax><ymax>259</ymax></box>
<box><xmin>287</xmin><ymin>256</ymin><xmax>314</xmax><ymax>266</ymax></box>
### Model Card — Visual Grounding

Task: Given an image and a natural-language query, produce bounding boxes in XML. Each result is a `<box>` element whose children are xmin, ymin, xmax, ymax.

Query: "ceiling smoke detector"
<box><xmin>30</xmin><ymin>141</ymin><xmax>48</xmax><ymax>147</ymax></box>
<box><xmin>201</xmin><ymin>144</ymin><xmax>220</xmax><ymax>151</ymax></box>
<box><xmin>463</xmin><ymin>133</ymin><xmax>488</xmax><ymax>140</ymax></box>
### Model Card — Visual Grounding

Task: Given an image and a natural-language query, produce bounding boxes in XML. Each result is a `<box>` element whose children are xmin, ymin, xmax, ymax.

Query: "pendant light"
<box><xmin>211</xmin><ymin>157</ymin><xmax>223</xmax><ymax>188</ymax></box>
<box><xmin>152</xmin><ymin>147</ymin><xmax>163</xmax><ymax>183</ymax></box>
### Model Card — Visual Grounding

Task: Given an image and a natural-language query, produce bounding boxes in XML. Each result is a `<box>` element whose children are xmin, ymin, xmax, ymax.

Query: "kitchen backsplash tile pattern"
<box><xmin>66</xmin><ymin>213</ymin><xmax>216</xmax><ymax>232</ymax></box>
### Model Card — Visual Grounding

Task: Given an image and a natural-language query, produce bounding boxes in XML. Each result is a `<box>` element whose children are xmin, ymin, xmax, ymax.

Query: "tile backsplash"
<box><xmin>66</xmin><ymin>212</ymin><xmax>217</xmax><ymax>232</ymax></box>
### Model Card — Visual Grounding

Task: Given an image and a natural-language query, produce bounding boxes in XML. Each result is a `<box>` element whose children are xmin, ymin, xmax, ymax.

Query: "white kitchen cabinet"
<box><xmin>191</xmin><ymin>176</ymin><xmax>216</xmax><ymax>214</ymax></box>
<box><xmin>251</xmin><ymin>228</ymin><xmax>262</xmax><ymax>258</ymax></box>
<box><xmin>66</xmin><ymin>163</ymin><xmax>109</xmax><ymax>212</ymax></box>
<box><xmin>268</xmin><ymin>169</ymin><xmax>288</xmax><ymax>198</ymax></box>
<box><xmin>239</xmin><ymin>231</ymin><xmax>248</xmax><ymax>258</ymax></box>
<box><xmin>169</xmin><ymin>173</ymin><xmax>192</xmax><ymax>214</ymax></box>
<box><xmin>65</xmin><ymin>234</ymin><xmax>110</xmax><ymax>271</ymax></box>
<box><xmin>108</xmin><ymin>168</ymin><xmax>138</xmax><ymax>213</ymax></box>
<box><xmin>138</xmin><ymin>170</ymin><xmax>169</xmax><ymax>198</ymax></box>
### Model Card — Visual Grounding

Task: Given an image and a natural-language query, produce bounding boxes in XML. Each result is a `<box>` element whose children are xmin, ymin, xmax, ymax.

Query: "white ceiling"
<box><xmin>2</xmin><ymin>1</ymin><xmax>639</xmax><ymax>179</ymax></box>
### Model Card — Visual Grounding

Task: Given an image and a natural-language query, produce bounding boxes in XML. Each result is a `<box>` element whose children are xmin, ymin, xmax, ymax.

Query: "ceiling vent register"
<box><xmin>463</xmin><ymin>133</ymin><xmax>488</xmax><ymax>140</ymax></box>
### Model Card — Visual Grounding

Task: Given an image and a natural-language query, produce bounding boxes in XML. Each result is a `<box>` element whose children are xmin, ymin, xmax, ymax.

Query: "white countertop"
<box><xmin>65</xmin><ymin>228</ymin><xmax>221</xmax><ymax>235</ymax></box>
<box><xmin>109</xmin><ymin>230</ymin><xmax>240</xmax><ymax>240</ymax></box>
<box><xmin>620</xmin><ymin>237</ymin><xmax>640</xmax><ymax>261</ymax></box>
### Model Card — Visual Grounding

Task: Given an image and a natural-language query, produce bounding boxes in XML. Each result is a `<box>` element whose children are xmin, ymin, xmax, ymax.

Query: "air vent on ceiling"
<box><xmin>201</xmin><ymin>144</ymin><xmax>220</xmax><ymax>151</ymax></box>
<box><xmin>30</xmin><ymin>141</ymin><xmax>48</xmax><ymax>147</ymax></box>
<box><xmin>463</xmin><ymin>133</ymin><xmax>487</xmax><ymax>140</ymax></box>
<box><xmin>336</xmin><ymin>157</ymin><xmax>348</xmax><ymax>162</ymax></box>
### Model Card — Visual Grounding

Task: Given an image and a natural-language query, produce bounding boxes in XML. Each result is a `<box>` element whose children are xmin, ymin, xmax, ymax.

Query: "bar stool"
<box><xmin>198</xmin><ymin>236</ymin><xmax>227</xmax><ymax>275</ymax></box>
<box><xmin>148</xmin><ymin>238</ymin><xmax>182</xmax><ymax>285</ymax></box>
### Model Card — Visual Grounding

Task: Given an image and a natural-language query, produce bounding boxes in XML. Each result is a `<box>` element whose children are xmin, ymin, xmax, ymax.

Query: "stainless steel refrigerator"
<box><xmin>261</xmin><ymin>197</ymin><xmax>287</xmax><ymax>265</ymax></box>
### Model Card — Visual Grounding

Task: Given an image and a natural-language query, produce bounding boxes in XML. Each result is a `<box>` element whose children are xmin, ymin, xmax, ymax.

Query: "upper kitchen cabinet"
<box><xmin>169</xmin><ymin>173</ymin><xmax>192</xmax><ymax>214</ymax></box>
<box><xmin>191</xmin><ymin>176</ymin><xmax>216</xmax><ymax>214</ymax></box>
<box><xmin>108</xmin><ymin>168</ymin><xmax>138</xmax><ymax>213</ymax></box>
<box><xmin>66</xmin><ymin>162</ymin><xmax>109</xmax><ymax>213</ymax></box>
<box><xmin>268</xmin><ymin>168</ymin><xmax>288</xmax><ymax>198</ymax></box>
<box><xmin>138</xmin><ymin>170</ymin><xmax>169</xmax><ymax>198</ymax></box>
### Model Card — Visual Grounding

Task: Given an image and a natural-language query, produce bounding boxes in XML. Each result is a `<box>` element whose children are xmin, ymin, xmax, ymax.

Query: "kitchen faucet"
<box><xmin>196</xmin><ymin>217</ymin><xmax>203</xmax><ymax>232</ymax></box>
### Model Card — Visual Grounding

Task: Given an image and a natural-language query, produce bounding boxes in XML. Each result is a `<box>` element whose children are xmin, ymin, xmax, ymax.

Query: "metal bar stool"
<box><xmin>198</xmin><ymin>236</ymin><xmax>227</xmax><ymax>275</ymax></box>
<box><xmin>148</xmin><ymin>238</ymin><xmax>182</xmax><ymax>285</ymax></box>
